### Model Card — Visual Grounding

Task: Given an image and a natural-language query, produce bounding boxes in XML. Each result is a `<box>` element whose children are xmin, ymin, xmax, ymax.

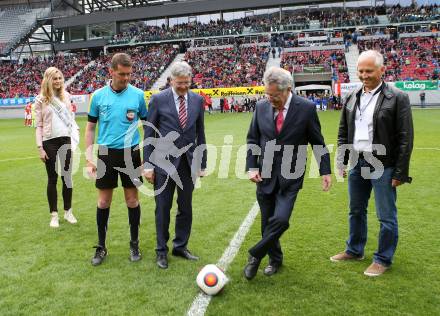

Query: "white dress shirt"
<box><xmin>144</xmin><ymin>88</ymin><xmax>189</xmax><ymax>173</ymax></box>
<box><xmin>172</xmin><ymin>87</ymin><xmax>188</xmax><ymax>114</ymax></box>
<box><xmin>353</xmin><ymin>82</ymin><xmax>382</xmax><ymax>152</ymax></box>
<box><xmin>273</xmin><ymin>92</ymin><xmax>293</xmax><ymax>120</ymax></box>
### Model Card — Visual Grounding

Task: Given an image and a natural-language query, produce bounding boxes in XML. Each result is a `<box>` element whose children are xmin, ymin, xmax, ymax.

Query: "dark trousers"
<box><xmin>154</xmin><ymin>158</ymin><xmax>194</xmax><ymax>255</ymax></box>
<box><xmin>249</xmin><ymin>183</ymin><xmax>298</xmax><ymax>264</ymax></box>
<box><xmin>42</xmin><ymin>136</ymin><xmax>72</xmax><ymax>213</ymax></box>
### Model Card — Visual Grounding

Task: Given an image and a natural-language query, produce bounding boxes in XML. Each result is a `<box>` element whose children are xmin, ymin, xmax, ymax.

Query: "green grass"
<box><xmin>0</xmin><ymin>110</ymin><xmax>439</xmax><ymax>315</ymax></box>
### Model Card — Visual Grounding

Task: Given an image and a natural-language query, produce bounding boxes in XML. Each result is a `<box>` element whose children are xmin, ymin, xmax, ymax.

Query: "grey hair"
<box><xmin>170</xmin><ymin>61</ymin><xmax>192</xmax><ymax>78</ymax></box>
<box><xmin>263</xmin><ymin>67</ymin><xmax>293</xmax><ymax>91</ymax></box>
<box><xmin>357</xmin><ymin>50</ymin><xmax>384</xmax><ymax>67</ymax></box>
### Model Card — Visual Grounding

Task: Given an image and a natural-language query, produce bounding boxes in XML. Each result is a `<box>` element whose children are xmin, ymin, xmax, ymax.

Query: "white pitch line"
<box><xmin>187</xmin><ymin>201</ymin><xmax>260</xmax><ymax>316</ymax></box>
<box><xmin>1</xmin><ymin>147</ymin><xmax>438</xmax><ymax>164</ymax></box>
<box><xmin>210</xmin><ymin>146</ymin><xmax>440</xmax><ymax>151</ymax></box>
<box><xmin>415</xmin><ymin>147</ymin><xmax>440</xmax><ymax>151</ymax></box>
<box><xmin>0</xmin><ymin>156</ymin><xmax>37</xmax><ymax>163</ymax></box>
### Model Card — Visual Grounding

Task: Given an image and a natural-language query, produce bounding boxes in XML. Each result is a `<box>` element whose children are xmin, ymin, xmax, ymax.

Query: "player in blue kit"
<box><xmin>85</xmin><ymin>53</ymin><xmax>148</xmax><ymax>266</ymax></box>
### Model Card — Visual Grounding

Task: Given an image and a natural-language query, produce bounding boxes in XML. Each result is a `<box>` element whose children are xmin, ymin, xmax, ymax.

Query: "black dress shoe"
<box><xmin>172</xmin><ymin>248</ymin><xmax>199</xmax><ymax>261</ymax></box>
<box><xmin>156</xmin><ymin>254</ymin><xmax>168</xmax><ymax>269</ymax></box>
<box><xmin>243</xmin><ymin>256</ymin><xmax>261</xmax><ymax>280</ymax></box>
<box><xmin>263</xmin><ymin>263</ymin><xmax>281</xmax><ymax>276</ymax></box>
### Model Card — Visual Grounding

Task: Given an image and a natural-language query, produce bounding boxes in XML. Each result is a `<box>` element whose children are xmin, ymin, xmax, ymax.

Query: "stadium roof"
<box><xmin>77</xmin><ymin>0</ymin><xmax>185</xmax><ymax>14</ymax></box>
<box><xmin>72</xmin><ymin>0</ymin><xmax>350</xmax><ymax>14</ymax></box>
<box><xmin>54</xmin><ymin>0</ymin><xmax>358</xmax><ymax>28</ymax></box>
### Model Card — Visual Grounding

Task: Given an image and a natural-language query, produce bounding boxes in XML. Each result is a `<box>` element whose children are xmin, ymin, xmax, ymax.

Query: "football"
<box><xmin>196</xmin><ymin>264</ymin><xmax>229</xmax><ymax>296</ymax></box>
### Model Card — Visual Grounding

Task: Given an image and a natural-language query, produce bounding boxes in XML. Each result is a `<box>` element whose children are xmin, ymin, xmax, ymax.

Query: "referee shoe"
<box><xmin>91</xmin><ymin>246</ymin><xmax>107</xmax><ymax>266</ymax></box>
<box><xmin>129</xmin><ymin>240</ymin><xmax>142</xmax><ymax>262</ymax></box>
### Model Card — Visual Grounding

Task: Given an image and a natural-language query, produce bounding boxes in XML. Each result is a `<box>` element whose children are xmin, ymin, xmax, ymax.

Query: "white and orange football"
<box><xmin>196</xmin><ymin>264</ymin><xmax>229</xmax><ymax>295</ymax></box>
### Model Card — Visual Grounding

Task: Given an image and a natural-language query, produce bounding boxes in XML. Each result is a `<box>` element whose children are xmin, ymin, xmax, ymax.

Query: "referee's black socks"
<box><xmin>96</xmin><ymin>207</ymin><xmax>110</xmax><ymax>248</ymax></box>
<box><xmin>128</xmin><ymin>205</ymin><xmax>141</xmax><ymax>243</ymax></box>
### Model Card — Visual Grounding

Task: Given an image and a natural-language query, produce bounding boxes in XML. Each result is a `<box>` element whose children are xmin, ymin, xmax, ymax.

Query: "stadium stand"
<box><xmin>193</xmin><ymin>35</ymin><xmax>269</xmax><ymax>47</ymax></box>
<box><xmin>281</xmin><ymin>50</ymin><xmax>349</xmax><ymax>83</ymax></box>
<box><xmin>358</xmin><ymin>36</ymin><xmax>440</xmax><ymax>81</ymax></box>
<box><xmin>281</xmin><ymin>31</ymin><xmax>344</xmax><ymax>48</ymax></box>
<box><xmin>0</xmin><ymin>54</ymin><xmax>92</xmax><ymax>98</ymax></box>
<box><xmin>68</xmin><ymin>45</ymin><xmax>178</xmax><ymax>94</ymax></box>
<box><xmin>184</xmin><ymin>45</ymin><xmax>269</xmax><ymax>89</ymax></box>
<box><xmin>387</xmin><ymin>4</ymin><xmax>440</xmax><ymax>23</ymax></box>
<box><xmin>109</xmin><ymin>7</ymin><xmax>383</xmax><ymax>46</ymax></box>
<box><xmin>281</xmin><ymin>7</ymin><xmax>379</xmax><ymax>29</ymax></box>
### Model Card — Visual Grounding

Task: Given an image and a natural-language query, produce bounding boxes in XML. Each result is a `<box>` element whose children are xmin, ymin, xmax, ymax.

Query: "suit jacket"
<box><xmin>337</xmin><ymin>82</ymin><xmax>413</xmax><ymax>183</ymax></box>
<box><xmin>143</xmin><ymin>88</ymin><xmax>207</xmax><ymax>175</ymax></box>
<box><xmin>246</xmin><ymin>93</ymin><xmax>331</xmax><ymax>194</ymax></box>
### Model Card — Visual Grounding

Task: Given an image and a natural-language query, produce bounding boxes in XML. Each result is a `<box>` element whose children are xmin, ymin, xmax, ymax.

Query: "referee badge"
<box><xmin>126</xmin><ymin>109</ymin><xmax>136</xmax><ymax>121</ymax></box>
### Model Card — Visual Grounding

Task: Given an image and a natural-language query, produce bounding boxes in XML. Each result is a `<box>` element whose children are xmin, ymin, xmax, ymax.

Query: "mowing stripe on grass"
<box><xmin>187</xmin><ymin>201</ymin><xmax>260</xmax><ymax>316</ymax></box>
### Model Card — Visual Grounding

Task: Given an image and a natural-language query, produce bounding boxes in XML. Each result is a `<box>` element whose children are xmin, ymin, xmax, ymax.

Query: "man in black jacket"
<box><xmin>331</xmin><ymin>50</ymin><xmax>414</xmax><ymax>277</ymax></box>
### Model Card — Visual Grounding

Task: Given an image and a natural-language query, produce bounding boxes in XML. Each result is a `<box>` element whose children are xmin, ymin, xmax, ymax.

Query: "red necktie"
<box><xmin>178</xmin><ymin>95</ymin><xmax>187</xmax><ymax>128</ymax></box>
<box><xmin>276</xmin><ymin>107</ymin><xmax>284</xmax><ymax>134</ymax></box>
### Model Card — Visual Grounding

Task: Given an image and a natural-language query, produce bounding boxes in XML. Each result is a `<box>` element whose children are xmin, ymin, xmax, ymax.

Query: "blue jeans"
<box><xmin>346</xmin><ymin>159</ymin><xmax>398</xmax><ymax>266</ymax></box>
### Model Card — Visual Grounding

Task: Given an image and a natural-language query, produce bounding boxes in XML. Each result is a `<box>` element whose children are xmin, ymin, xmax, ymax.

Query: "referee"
<box><xmin>85</xmin><ymin>53</ymin><xmax>148</xmax><ymax>266</ymax></box>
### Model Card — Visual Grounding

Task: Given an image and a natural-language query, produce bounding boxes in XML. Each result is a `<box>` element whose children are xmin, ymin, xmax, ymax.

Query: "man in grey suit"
<box><xmin>143</xmin><ymin>61</ymin><xmax>207</xmax><ymax>269</ymax></box>
<box><xmin>331</xmin><ymin>50</ymin><xmax>413</xmax><ymax>277</ymax></box>
<box><xmin>244</xmin><ymin>67</ymin><xmax>332</xmax><ymax>280</ymax></box>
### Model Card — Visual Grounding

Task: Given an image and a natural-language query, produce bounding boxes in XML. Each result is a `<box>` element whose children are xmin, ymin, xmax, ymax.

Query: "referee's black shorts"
<box><xmin>96</xmin><ymin>145</ymin><xmax>143</xmax><ymax>190</ymax></box>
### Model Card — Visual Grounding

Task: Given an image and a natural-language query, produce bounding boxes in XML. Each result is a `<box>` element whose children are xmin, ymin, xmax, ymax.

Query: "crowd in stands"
<box><xmin>278</xmin><ymin>31</ymin><xmax>343</xmax><ymax>48</ymax></box>
<box><xmin>105</xmin><ymin>3</ymin><xmax>440</xmax><ymax>48</ymax></box>
<box><xmin>388</xmin><ymin>4</ymin><xmax>440</xmax><ymax>23</ymax></box>
<box><xmin>105</xmin><ymin>4</ymin><xmax>440</xmax><ymax>47</ymax></box>
<box><xmin>69</xmin><ymin>45</ymin><xmax>177</xmax><ymax>94</ymax></box>
<box><xmin>281</xmin><ymin>8</ymin><xmax>379</xmax><ymax>28</ymax></box>
<box><xmin>0</xmin><ymin>54</ymin><xmax>91</xmax><ymax>98</ymax></box>
<box><xmin>109</xmin><ymin>19</ymin><xmax>244</xmax><ymax>45</ymax></box>
<box><xmin>358</xmin><ymin>36</ymin><xmax>440</xmax><ymax>81</ymax></box>
<box><xmin>281</xmin><ymin>50</ymin><xmax>349</xmax><ymax>83</ymax></box>
<box><xmin>184</xmin><ymin>45</ymin><xmax>269</xmax><ymax>88</ymax></box>
<box><xmin>108</xmin><ymin>7</ymin><xmax>384</xmax><ymax>46</ymax></box>
<box><xmin>194</xmin><ymin>35</ymin><xmax>269</xmax><ymax>48</ymax></box>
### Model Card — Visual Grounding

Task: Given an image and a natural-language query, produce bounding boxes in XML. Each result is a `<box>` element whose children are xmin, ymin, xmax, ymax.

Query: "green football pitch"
<box><xmin>0</xmin><ymin>109</ymin><xmax>439</xmax><ymax>315</ymax></box>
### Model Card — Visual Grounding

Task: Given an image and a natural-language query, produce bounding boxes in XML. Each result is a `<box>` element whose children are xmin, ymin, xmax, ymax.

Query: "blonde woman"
<box><xmin>35</xmin><ymin>67</ymin><xmax>78</xmax><ymax>228</ymax></box>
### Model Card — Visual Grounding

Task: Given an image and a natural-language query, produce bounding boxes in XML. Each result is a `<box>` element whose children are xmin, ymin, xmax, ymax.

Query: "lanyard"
<box><xmin>357</xmin><ymin>85</ymin><xmax>382</xmax><ymax>121</ymax></box>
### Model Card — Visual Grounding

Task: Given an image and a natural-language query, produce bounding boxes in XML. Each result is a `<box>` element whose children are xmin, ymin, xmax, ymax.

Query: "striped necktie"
<box><xmin>178</xmin><ymin>95</ymin><xmax>187</xmax><ymax>128</ymax></box>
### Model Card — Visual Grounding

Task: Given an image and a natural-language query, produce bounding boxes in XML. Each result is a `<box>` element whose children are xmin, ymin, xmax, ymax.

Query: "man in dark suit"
<box><xmin>331</xmin><ymin>50</ymin><xmax>413</xmax><ymax>277</ymax></box>
<box><xmin>244</xmin><ymin>67</ymin><xmax>332</xmax><ymax>280</ymax></box>
<box><xmin>143</xmin><ymin>61</ymin><xmax>207</xmax><ymax>269</ymax></box>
